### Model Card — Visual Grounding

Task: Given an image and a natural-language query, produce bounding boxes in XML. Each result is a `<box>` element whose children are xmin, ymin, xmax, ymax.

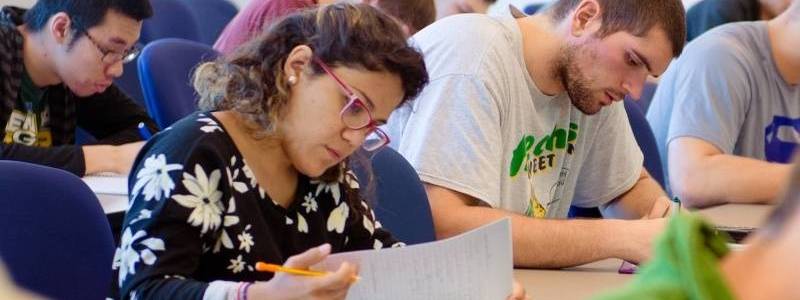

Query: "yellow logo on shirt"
<box><xmin>3</xmin><ymin>109</ymin><xmax>52</xmax><ymax>147</ymax></box>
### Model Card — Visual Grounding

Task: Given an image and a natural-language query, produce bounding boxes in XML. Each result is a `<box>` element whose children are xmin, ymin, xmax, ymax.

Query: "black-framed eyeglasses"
<box><xmin>83</xmin><ymin>30</ymin><xmax>141</xmax><ymax>65</ymax></box>
<box><xmin>314</xmin><ymin>57</ymin><xmax>390</xmax><ymax>152</ymax></box>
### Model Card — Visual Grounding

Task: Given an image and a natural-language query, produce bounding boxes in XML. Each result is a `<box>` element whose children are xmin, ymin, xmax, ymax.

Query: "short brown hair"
<box><xmin>376</xmin><ymin>0</ymin><xmax>436</xmax><ymax>35</ymax></box>
<box><xmin>547</xmin><ymin>0</ymin><xmax>686</xmax><ymax>57</ymax></box>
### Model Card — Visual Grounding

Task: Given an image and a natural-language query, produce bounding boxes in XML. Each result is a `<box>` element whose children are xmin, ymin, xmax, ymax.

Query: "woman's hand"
<box><xmin>249</xmin><ymin>244</ymin><xmax>358</xmax><ymax>300</ymax></box>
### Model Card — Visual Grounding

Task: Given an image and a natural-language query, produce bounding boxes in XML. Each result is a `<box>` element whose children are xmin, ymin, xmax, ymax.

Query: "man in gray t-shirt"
<box><xmin>386</xmin><ymin>0</ymin><xmax>687</xmax><ymax>268</ymax></box>
<box><xmin>647</xmin><ymin>2</ymin><xmax>800</xmax><ymax>208</ymax></box>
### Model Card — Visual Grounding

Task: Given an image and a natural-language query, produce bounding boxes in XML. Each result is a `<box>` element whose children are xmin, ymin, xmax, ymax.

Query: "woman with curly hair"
<box><xmin>114</xmin><ymin>3</ymin><xmax>432</xmax><ymax>299</ymax></box>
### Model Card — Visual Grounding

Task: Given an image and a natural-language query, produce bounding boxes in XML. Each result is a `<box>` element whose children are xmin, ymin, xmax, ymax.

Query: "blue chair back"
<box><xmin>141</xmin><ymin>0</ymin><xmax>201</xmax><ymax>43</ymax></box>
<box><xmin>0</xmin><ymin>161</ymin><xmax>114</xmax><ymax>300</ymax></box>
<box><xmin>624</xmin><ymin>98</ymin><xmax>665</xmax><ymax>187</ymax></box>
<box><xmin>116</xmin><ymin>0</ymin><xmax>202</xmax><ymax>105</ymax></box>
<box><xmin>354</xmin><ymin>148</ymin><xmax>436</xmax><ymax>245</ymax></box>
<box><xmin>180</xmin><ymin>0</ymin><xmax>239</xmax><ymax>45</ymax></box>
<box><xmin>138</xmin><ymin>38</ymin><xmax>220</xmax><ymax>128</ymax></box>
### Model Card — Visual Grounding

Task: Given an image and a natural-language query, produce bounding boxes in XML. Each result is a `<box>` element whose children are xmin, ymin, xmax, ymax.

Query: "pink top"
<box><xmin>214</xmin><ymin>0</ymin><xmax>316</xmax><ymax>55</ymax></box>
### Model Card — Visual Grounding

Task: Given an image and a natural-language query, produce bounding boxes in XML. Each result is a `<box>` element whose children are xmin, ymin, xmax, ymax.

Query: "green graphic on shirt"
<box><xmin>509</xmin><ymin>123</ymin><xmax>579</xmax><ymax>177</ymax></box>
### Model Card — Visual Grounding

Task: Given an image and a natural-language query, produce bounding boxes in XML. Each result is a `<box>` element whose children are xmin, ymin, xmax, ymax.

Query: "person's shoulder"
<box><xmin>149</xmin><ymin>112</ymin><xmax>234</xmax><ymax>157</ymax></box>
<box><xmin>680</xmin><ymin>21</ymin><xmax>765</xmax><ymax>68</ymax></box>
<box><xmin>412</xmin><ymin>14</ymin><xmax>514</xmax><ymax>48</ymax></box>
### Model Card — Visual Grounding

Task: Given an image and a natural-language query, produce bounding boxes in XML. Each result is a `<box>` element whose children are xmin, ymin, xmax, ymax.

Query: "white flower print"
<box><xmin>373</xmin><ymin>239</ymin><xmax>383</xmax><ymax>250</ymax></box>
<box><xmin>362</xmin><ymin>214</ymin><xmax>375</xmax><ymax>235</ymax></box>
<box><xmin>327</xmin><ymin>202</ymin><xmax>349</xmax><ymax>234</ymax></box>
<box><xmin>311</xmin><ymin>179</ymin><xmax>342</xmax><ymax>205</ymax></box>
<box><xmin>285</xmin><ymin>216</ymin><xmax>294</xmax><ymax>225</ymax></box>
<box><xmin>342</xmin><ymin>169</ymin><xmax>360</xmax><ymax>189</ymax></box>
<box><xmin>238</xmin><ymin>224</ymin><xmax>254</xmax><ymax>253</ymax></box>
<box><xmin>172</xmin><ymin>165</ymin><xmax>224</xmax><ymax>235</ymax></box>
<box><xmin>227</xmin><ymin>255</ymin><xmax>246</xmax><ymax>274</ymax></box>
<box><xmin>131</xmin><ymin>154</ymin><xmax>183</xmax><ymax>201</ymax></box>
<box><xmin>297</xmin><ymin>213</ymin><xmax>308</xmax><ymax>234</ymax></box>
<box><xmin>198</xmin><ymin>117</ymin><xmax>223</xmax><ymax>133</ymax></box>
<box><xmin>226</xmin><ymin>156</ymin><xmax>249</xmax><ymax>194</ymax></box>
<box><xmin>129</xmin><ymin>209</ymin><xmax>153</xmax><ymax>224</ymax></box>
<box><xmin>391</xmin><ymin>242</ymin><xmax>406</xmax><ymax>248</ymax></box>
<box><xmin>241</xmin><ymin>160</ymin><xmax>258</xmax><ymax>189</ymax></box>
<box><xmin>213</xmin><ymin>198</ymin><xmax>240</xmax><ymax>253</ymax></box>
<box><xmin>301</xmin><ymin>193</ymin><xmax>318</xmax><ymax>213</ymax></box>
<box><xmin>117</xmin><ymin>228</ymin><xmax>166</xmax><ymax>285</ymax></box>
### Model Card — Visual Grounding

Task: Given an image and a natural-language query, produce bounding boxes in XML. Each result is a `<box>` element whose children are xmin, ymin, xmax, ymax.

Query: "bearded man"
<box><xmin>385</xmin><ymin>0</ymin><xmax>686</xmax><ymax>268</ymax></box>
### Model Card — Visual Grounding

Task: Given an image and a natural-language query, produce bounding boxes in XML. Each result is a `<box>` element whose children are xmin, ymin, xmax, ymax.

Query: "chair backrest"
<box><xmin>115</xmin><ymin>0</ymin><xmax>202</xmax><ymax>106</ymax></box>
<box><xmin>0</xmin><ymin>161</ymin><xmax>114</xmax><ymax>300</ymax></box>
<box><xmin>180</xmin><ymin>0</ymin><xmax>239</xmax><ymax>45</ymax></box>
<box><xmin>354</xmin><ymin>148</ymin><xmax>436</xmax><ymax>245</ymax></box>
<box><xmin>141</xmin><ymin>0</ymin><xmax>201</xmax><ymax>43</ymax></box>
<box><xmin>138</xmin><ymin>38</ymin><xmax>220</xmax><ymax>128</ymax></box>
<box><xmin>624</xmin><ymin>98</ymin><xmax>666</xmax><ymax>187</ymax></box>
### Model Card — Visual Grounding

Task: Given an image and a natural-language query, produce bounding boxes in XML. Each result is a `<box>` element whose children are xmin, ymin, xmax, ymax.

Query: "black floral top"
<box><xmin>113</xmin><ymin>112</ymin><xmax>403</xmax><ymax>300</ymax></box>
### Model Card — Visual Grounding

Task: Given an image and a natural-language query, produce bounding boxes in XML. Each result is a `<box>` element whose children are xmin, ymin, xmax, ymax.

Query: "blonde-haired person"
<box><xmin>213</xmin><ymin>0</ymin><xmax>435</xmax><ymax>55</ymax></box>
<box><xmin>114</xmin><ymin>3</ymin><xmax>524</xmax><ymax>300</ymax></box>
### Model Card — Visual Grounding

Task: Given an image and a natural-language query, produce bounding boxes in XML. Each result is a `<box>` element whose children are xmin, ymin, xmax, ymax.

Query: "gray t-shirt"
<box><xmin>647</xmin><ymin>21</ymin><xmax>800</xmax><ymax>190</ymax></box>
<box><xmin>386</xmin><ymin>14</ymin><xmax>643</xmax><ymax>218</ymax></box>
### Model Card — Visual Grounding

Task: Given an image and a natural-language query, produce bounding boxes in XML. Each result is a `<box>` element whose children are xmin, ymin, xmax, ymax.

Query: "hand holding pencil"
<box><xmin>246</xmin><ymin>244</ymin><xmax>358</xmax><ymax>300</ymax></box>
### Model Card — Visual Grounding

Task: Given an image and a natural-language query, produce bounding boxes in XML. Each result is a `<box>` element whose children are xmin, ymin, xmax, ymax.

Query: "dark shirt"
<box><xmin>686</xmin><ymin>0</ymin><xmax>761</xmax><ymax>41</ymax></box>
<box><xmin>115</xmin><ymin>112</ymin><xmax>402</xmax><ymax>299</ymax></box>
<box><xmin>0</xmin><ymin>6</ymin><xmax>157</xmax><ymax>176</ymax></box>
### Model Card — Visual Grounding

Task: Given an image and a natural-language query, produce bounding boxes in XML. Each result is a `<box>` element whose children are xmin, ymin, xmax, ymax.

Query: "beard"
<box><xmin>553</xmin><ymin>44</ymin><xmax>601</xmax><ymax>115</ymax></box>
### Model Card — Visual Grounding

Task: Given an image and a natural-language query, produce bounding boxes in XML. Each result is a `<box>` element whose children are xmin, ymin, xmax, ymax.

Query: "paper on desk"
<box><xmin>82</xmin><ymin>174</ymin><xmax>128</xmax><ymax>195</ymax></box>
<box><xmin>314</xmin><ymin>218</ymin><xmax>513</xmax><ymax>300</ymax></box>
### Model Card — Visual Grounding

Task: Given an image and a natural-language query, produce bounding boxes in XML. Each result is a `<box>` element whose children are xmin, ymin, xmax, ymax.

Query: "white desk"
<box><xmin>82</xmin><ymin>175</ymin><xmax>128</xmax><ymax>214</ymax></box>
<box><xmin>515</xmin><ymin>259</ymin><xmax>630</xmax><ymax>300</ymax></box>
<box><xmin>514</xmin><ymin>204</ymin><xmax>774</xmax><ymax>299</ymax></box>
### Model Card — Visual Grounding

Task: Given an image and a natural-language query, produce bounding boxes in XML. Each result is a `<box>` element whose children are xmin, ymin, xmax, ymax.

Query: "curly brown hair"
<box><xmin>193</xmin><ymin>3</ymin><xmax>429</xmax><ymax>214</ymax></box>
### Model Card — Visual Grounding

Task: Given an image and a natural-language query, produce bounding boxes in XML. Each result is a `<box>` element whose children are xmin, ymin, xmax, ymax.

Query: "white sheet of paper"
<box><xmin>82</xmin><ymin>174</ymin><xmax>128</xmax><ymax>195</ymax></box>
<box><xmin>313</xmin><ymin>218</ymin><xmax>513</xmax><ymax>300</ymax></box>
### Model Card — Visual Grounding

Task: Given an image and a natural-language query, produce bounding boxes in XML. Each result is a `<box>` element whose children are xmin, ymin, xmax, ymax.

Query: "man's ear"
<box><xmin>569</xmin><ymin>0</ymin><xmax>603</xmax><ymax>38</ymax></box>
<box><xmin>48</xmin><ymin>12</ymin><xmax>73</xmax><ymax>45</ymax></box>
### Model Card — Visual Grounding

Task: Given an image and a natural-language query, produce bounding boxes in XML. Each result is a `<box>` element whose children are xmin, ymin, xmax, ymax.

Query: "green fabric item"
<box><xmin>594</xmin><ymin>213</ymin><xmax>735</xmax><ymax>300</ymax></box>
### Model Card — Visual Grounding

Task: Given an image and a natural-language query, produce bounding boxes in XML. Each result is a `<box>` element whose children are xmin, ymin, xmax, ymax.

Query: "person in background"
<box><xmin>115</xmin><ymin>3</ymin><xmax>525</xmax><ymax>300</ymax></box>
<box><xmin>595</xmin><ymin>153</ymin><xmax>800</xmax><ymax>300</ymax></box>
<box><xmin>213</xmin><ymin>0</ymin><xmax>435</xmax><ymax>55</ymax></box>
<box><xmin>686</xmin><ymin>0</ymin><xmax>792</xmax><ymax>41</ymax></box>
<box><xmin>435</xmin><ymin>0</ymin><xmax>497</xmax><ymax>19</ymax></box>
<box><xmin>386</xmin><ymin>0</ymin><xmax>686</xmax><ymax>268</ymax></box>
<box><xmin>0</xmin><ymin>0</ymin><xmax>158</xmax><ymax>176</ymax></box>
<box><xmin>647</xmin><ymin>0</ymin><xmax>800</xmax><ymax>208</ymax></box>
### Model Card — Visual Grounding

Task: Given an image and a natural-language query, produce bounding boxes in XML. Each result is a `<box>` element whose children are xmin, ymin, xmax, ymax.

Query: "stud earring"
<box><xmin>288</xmin><ymin>75</ymin><xmax>298</xmax><ymax>85</ymax></box>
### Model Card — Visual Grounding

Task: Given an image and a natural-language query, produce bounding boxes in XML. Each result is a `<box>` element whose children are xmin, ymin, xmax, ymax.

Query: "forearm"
<box><xmin>82</xmin><ymin>145</ymin><xmax>117</xmax><ymax>175</ymax></box>
<box><xmin>671</xmin><ymin>154</ymin><xmax>790</xmax><ymax>207</ymax></box>
<box><xmin>433</xmin><ymin>205</ymin><xmax>639</xmax><ymax>268</ymax></box>
<box><xmin>602</xmin><ymin>170</ymin><xmax>670</xmax><ymax>220</ymax></box>
<box><xmin>1</xmin><ymin>143</ymin><xmax>86</xmax><ymax>176</ymax></box>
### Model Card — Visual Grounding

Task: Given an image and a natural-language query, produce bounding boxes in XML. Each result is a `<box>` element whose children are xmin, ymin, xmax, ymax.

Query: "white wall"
<box><xmin>1</xmin><ymin>0</ymin><xmax>35</xmax><ymax>8</ymax></box>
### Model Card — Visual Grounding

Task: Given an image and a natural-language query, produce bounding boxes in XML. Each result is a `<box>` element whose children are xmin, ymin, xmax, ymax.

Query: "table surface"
<box><xmin>514</xmin><ymin>204</ymin><xmax>774</xmax><ymax>300</ymax></box>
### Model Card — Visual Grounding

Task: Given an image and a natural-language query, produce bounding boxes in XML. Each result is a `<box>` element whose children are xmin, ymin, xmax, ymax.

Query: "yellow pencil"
<box><xmin>255</xmin><ymin>262</ymin><xmax>361</xmax><ymax>282</ymax></box>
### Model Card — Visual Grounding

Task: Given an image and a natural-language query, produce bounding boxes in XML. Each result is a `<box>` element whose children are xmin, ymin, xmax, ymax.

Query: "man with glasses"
<box><xmin>0</xmin><ymin>0</ymin><xmax>156</xmax><ymax>177</ymax></box>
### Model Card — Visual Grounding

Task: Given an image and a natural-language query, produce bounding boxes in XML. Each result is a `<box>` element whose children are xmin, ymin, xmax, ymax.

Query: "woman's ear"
<box><xmin>282</xmin><ymin>45</ymin><xmax>314</xmax><ymax>84</ymax></box>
